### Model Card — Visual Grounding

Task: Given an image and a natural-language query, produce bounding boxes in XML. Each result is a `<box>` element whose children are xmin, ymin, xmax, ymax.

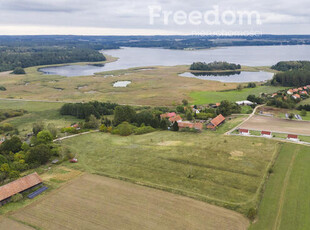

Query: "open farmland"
<box><xmin>60</xmin><ymin>131</ymin><xmax>278</xmax><ymax>214</ymax></box>
<box><xmin>9</xmin><ymin>173</ymin><xmax>249</xmax><ymax>230</ymax></box>
<box><xmin>239</xmin><ymin>115</ymin><xmax>310</xmax><ymax>136</ymax></box>
<box><xmin>250</xmin><ymin>143</ymin><xmax>310</xmax><ymax>230</ymax></box>
<box><xmin>0</xmin><ymin>217</ymin><xmax>34</xmax><ymax>230</ymax></box>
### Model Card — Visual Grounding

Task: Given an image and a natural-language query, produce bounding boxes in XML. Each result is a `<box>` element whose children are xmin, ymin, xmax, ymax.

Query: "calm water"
<box><xmin>113</xmin><ymin>81</ymin><xmax>131</xmax><ymax>87</ymax></box>
<box><xmin>180</xmin><ymin>71</ymin><xmax>274</xmax><ymax>83</ymax></box>
<box><xmin>39</xmin><ymin>45</ymin><xmax>310</xmax><ymax>77</ymax></box>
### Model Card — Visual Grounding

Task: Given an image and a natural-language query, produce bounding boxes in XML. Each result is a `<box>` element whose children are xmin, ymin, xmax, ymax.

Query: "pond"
<box><xmin>179</xmin><ymin>71</ymin><xmax>274</xmax><ymax>83</ymax></box>
<box><xmin>113</xmin><ymin>81</ymin><xmax>131</xmax><ymax>87</ymax></box>
<box><xmin>39</xmin><ymin>45</ymin><xmax>310</xmax><ymax>77</ymax></box>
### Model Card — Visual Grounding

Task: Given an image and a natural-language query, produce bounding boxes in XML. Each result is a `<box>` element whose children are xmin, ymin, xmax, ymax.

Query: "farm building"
<box><xmin>239</xmin><ymin>129</ymin><xmax>250</xmax><ymax>135</ymax></box>
<box><xmin>206</xmin><ymin>114</ymin><xmax>225</xmax><ymax>130</ymax></box>
<box><xmin>177</xmin><ymin>121</ymin><xmax>203</xmax><ymax>131</ymax></box>
<box><xmin>0</xmin><ymin>172</ymin><xmax>42</xmax><ymax>206</ymax></box>
<box><xmin>236</xmin><ymin>100</ymin><xmax>254</xmax><ymax>106</ymax></box>
<box><xmin>261</xmin><ymin>131</ymin><xmax>272</xmax><ymax>138</ymax></box>
<box><xmin>287</xmin><ymin>134</ymin><xmax>299</xmax><ymax>142</ymax></box>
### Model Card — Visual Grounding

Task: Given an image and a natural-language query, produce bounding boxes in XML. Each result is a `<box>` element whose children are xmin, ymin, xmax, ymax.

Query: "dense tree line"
<box><xmin>190</xmin><ymin>61</ymin><xmax>241</xmax><ymax>71</ymax></box>
<box><xmin>60</xmin><ymin>101</ymin><xmax>118</xmax><ymax>119</ymax></box>
<box><xmin>271</xmin><ymin>61</ymin><xmax>310</xmax><ymax>87</ymax></box>
<box><xmin>271</xmin><ymin>61</ymin><xmax>310</xmax><ymax>71</ymax></box>
<box><xmin>271</xmin><ymin>70</ymin><xmax>310</xmax><ymax>87</ymax></box>
<box><xmin>297</xmin><ymin>104</ymin><xmax>310</xmax><ymax>111</ymax></box>
<box><xmin>0</xmin><ymin>47</ymin><xmax>106</xmax><ymax>72</ymax></box>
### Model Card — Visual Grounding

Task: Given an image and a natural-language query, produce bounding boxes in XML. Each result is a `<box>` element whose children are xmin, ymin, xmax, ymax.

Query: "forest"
<box><xmin>271</xmin><ymin>61</ymin><xmax>310</xmax><ymax>86</ymax></box>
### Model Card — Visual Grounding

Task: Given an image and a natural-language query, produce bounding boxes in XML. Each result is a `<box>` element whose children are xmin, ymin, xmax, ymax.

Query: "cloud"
<box><xmin>0</xmin><ymin>0</ymin><xmax>308</xmax><ymax>34</ymax></box>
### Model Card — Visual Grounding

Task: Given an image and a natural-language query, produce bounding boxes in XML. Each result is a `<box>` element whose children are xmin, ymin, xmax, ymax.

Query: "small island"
<box><xmin>190</xmin><ymin>61</ymin><xmax>241</xmax><ymax>71</ymax></box>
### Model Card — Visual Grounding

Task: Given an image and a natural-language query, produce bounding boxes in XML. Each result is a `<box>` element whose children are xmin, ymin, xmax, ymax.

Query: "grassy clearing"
<box><xmin>190</xmin><ymin>86</ymin><xmax>287</xmax><ymax>105</ymax></box>
<box><xmin>9</xmin><ymin>174</ymin><xmax>249</xmax><ymax>230</ymax></box>
<box><xmin>0</xmin><ymin>100</ymin><xmax>81</xmax><ymax>136</ymax></box>
<box><xmin>60</xmin><ymin>131</ymin><xmax>277</xmax><ymax>214</ymax></box>
<box><xmin>250</xmin><ymin>143</ymin><xmax>310</xmax><ymax>230</ymax></box>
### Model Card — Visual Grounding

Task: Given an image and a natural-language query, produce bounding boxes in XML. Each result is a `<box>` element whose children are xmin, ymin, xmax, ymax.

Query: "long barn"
<box><xmin>0</xmin><ymin>172</ymin><xmax>42</xmax><ymax>206</ymax></box>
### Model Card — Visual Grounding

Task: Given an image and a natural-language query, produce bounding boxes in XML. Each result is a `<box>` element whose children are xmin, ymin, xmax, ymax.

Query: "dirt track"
<box><xmin>10</xmin><ymin>174</ymin><xmax>249</xmax><ymax>230</ymax></box>
<box><xmin>240</xmin><ymin>115</ymin><xmax>310</xmax><ymax>135</ymax></box>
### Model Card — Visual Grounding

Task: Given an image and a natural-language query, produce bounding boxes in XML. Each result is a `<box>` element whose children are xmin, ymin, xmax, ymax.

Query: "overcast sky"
<box><xmin>0</xmin><ymin>0</ymin><xmax>309</xmax><ymax>35</ymax></box>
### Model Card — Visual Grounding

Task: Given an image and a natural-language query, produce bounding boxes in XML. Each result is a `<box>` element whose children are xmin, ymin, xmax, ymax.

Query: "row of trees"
<box><xmin>190</xmin><ymin>61</ymin><xmax>241</xmax><ymax>71</ymax></box>
<box><xmin>60</xmin><ymin>101</ymin><xmax>118</xmax><ymax>119</ymax></box>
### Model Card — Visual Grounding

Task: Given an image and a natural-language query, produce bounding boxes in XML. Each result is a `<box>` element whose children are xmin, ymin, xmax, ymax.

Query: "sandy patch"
<box><xmin>158</xmin><ymin>141</ymin><xmax>182</xmax><ymax>146</ymax></box>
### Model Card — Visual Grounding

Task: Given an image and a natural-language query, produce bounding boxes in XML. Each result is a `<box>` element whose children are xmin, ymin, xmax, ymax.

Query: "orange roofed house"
<box><xmin>0</xmin><ymin>172</ymin><xmax>42</xmax><ymax>206</ymax></box>
<box><xmin>206</xmin><ymin>114</ymin><xmax>226</xmax><ymax>130</ymax></box>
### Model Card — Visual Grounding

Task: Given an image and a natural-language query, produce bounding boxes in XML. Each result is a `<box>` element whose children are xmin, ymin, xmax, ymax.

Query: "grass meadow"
<box><xmin>61</xmin><ymin>131</ymin><xmax>278</xmax><ymax>214</ymax></box>
<box><xmin>190</xmin><ymin>86</ymin><xmax>287</xmax><ymax>105</ymax></box>
<box><xmin>0</xmin><ymin>100</ymin><xmax>81</xmax><ymax>136</ymax></box>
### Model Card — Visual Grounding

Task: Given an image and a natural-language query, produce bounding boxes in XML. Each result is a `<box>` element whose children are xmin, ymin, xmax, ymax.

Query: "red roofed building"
<box><xmin>177</xmin><ymin>121</ymin><xmax>203</xmax><ymax>131</ymax></box>
<box><xmin>207</xmin><ymin>114</ymin><xmax>225</xmax><ymax>130</ymax></box>
<box><xmin>292</xmin><ymin>94</ymin><xmax>301</xmax><ymax>99</ymax></box>
<box><xmin>0</xmin><ymin>172</ymin><xmax>42</xmax><ymax>206</ymax></box>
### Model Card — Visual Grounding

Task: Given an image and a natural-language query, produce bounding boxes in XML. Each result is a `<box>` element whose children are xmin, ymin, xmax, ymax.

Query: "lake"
<box><xmin>179</xmin><ymin>71</ymin><xmax>274</xmax><ymax>83</ymax></box>
<box><xmin>39</xmin><ymin>45</ymin><xmax>310</xmax><ymax>77</ymax></box>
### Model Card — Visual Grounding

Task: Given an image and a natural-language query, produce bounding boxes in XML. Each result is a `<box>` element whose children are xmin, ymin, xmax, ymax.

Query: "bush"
<box><xmin>12</xmin><ymin>67</ymin><xmax>26</xmax><ymax>74</ymax></box>
<box><xmin>0</xmin><ymin>86</ymin><xmax>6</xmax><ymax>91</ymax></box>
<box><xmin>61</xmin><ymin>127</ymin><xmax>79</xmax><ymax>134</ymax></box>
<box><xmin>116</xmin><ymin>122</ymin><xmax>136</xmax><ymax>136</ymax></box>
<box><xmin>134</xmin><ymin>126</ymin><xmax>155</xmax><ymax>135</ymax></box>
<box><xmin>300</xmin><ymin>109</ymin><xmax>307</xmax><ymax>117</ymax></box>
<box><xmin>11</xmin><ymin>193</ymin><xmax>23</xmax><ymax>202</ymax></box>
<box><xmin>247</xmin><ymin>208</ymin><xmax>257</xmax><ymax>221</ymax></box>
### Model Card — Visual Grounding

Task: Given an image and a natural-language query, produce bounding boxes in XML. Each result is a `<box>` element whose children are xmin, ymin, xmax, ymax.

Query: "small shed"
<box><xmin>239</xmin><ymin>129</ymin><xmax>250</xmax><ymax>135</ymax></box>
<box><xmin>287</xmin><ymin>134</ymin><xmax>299</xmax><ymax>142</ymax></box>
<box><xmin>261</xmin><ymin>131</ymin><xmax>272</xmax><ymax>138</ymax></box>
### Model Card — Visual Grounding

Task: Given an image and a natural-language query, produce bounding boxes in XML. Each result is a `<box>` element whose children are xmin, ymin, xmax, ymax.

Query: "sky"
<box><xmin>0</xmin><ymin>0</ymin><xmax>309</xmax><ymax>35</ymax></box>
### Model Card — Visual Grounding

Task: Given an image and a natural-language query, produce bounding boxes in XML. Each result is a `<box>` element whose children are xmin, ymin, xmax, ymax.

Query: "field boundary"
<box><xmin>272</xmin><ymin>147</ymin><xmax>299</xmax><ymax>230</ymax></box>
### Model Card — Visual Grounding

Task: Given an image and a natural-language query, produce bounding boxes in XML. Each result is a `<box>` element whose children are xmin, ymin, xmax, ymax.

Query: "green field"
<box><xmin>0</xmin><ymin>100</ymin><xmax>81</xmax><ymax>136</ymax></box>
<box><xmin>61</xmin><ymin>131</ymin><xmax>278</xmax><ymax>214</ymax></box>
<box><xmin>190</xmin><ymin>86</ymin><xmax>287</xmax><ymax>105</ymax></box>
<box><xmin>250</xmin><ymin>143</ymin><xmax>310</xmax><ymax>230</ymax></box>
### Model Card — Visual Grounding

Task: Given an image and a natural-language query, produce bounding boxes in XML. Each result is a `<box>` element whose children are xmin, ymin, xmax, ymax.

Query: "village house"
<box><xmin>292</xmin><ymin>94</ymin><xmax>301</xmax><ymax>100</ymax></box>
<box><xmin>0</xmin><ymin>172</ymin><xmax>43</xmax><ymax>206</ymax></box>
<box><xmin>160</xmin><ymin>112</ymin><xmax>182</xmax><ymax>123</ymax></box>
<box><xmin>206</xmin><ymin>114</ymin><xmax>225</xmax><ymax>130</ymax></box>
<box><xmin>287</xmin><ymin>89</ymin><xmax>293</xmax><ymax>95</ymax></box>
